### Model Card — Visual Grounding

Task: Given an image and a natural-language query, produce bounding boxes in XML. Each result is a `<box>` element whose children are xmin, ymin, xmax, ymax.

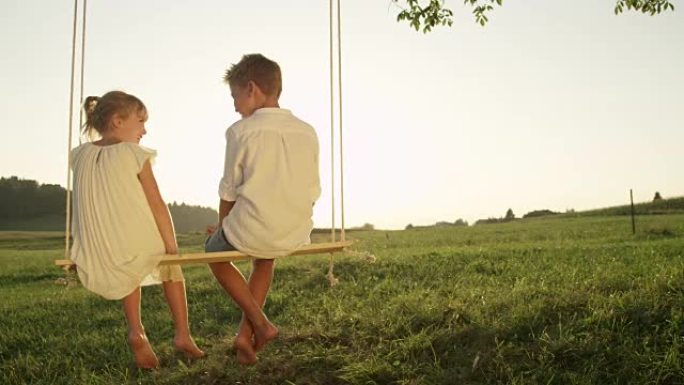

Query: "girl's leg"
<box><xmin>122</xmin><ymin>287</ymin><xmax>159</xmax><ymax>369</ymax></box>
<box><xmin>235</xmin><ymin>259</ymin><xmax>275</xmax><ymax>365</ymax></box>
<box><xmin>162</xmin><ymin>279</ymin><xmax>205</xmax><ymax>359</ymax></box>
<box><xmin>209</xmin><ymin>262</ymin><xmax>278</xmax><ymax>354</ymax></box>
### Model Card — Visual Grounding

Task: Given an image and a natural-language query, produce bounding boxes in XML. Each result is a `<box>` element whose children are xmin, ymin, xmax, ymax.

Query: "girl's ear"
<box><xmin>111</xmin><ymin>114</ymin><xmax>123</xmax><ymax>130</ymax></box>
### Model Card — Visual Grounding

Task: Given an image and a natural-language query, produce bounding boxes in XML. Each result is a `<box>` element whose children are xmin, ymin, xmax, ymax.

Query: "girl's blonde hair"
<box><xmin>82</xmin><ymin>91</ymin><xmax>147</xmax><ymax>139</ymax></box>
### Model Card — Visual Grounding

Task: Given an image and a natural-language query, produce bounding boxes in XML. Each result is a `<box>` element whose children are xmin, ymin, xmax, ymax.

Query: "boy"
<box><xmin>205</xmin><ymin>54</ymin><xmax>321</xmax><ymax>365</ymax></box>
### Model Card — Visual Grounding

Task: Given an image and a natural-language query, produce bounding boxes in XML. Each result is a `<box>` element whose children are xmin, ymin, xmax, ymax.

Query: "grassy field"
<box><xmin>1</xmin><ymin>214</ymin><xmax>684</xmax><ymax>384</ymax></box>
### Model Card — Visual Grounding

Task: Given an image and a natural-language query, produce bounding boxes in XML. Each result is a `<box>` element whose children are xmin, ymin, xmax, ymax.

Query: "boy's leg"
<box><xmin>161</xmin><ymin>269</ymin><xmax>205</xmax><ymax>359</ymax></box>
<box><xmin>205</xmin><ymin>228</ymin><xmax>278</xmax><ymax>360</ymax></box>
<box><xmin>208</xmin><ymin>261</ymin><xmax>278</xmax><ymax>350</ymax></box>
<box><xmin>236</xmin><ymin>259</ymin><xmax>275</xmax><ymax>346</ymax></box>
<box><xmin>122</xmin><ymin>287</ymin><xmax>159</xmax><ymax>369</ymax></box>
<box><xmin>234</xmin><ymin>259</ymin><xmax>275</xmax><ymax>364</ymax></box>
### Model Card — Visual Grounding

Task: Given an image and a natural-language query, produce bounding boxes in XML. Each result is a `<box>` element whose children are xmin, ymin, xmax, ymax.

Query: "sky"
<box><xmin>1</xmin><ymin>0</ymin><xmax>682</xmax><ymax>230</ymax></box>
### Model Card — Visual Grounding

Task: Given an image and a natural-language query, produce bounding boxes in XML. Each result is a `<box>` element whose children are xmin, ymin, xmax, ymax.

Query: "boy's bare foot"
<box><xmin>128</xmin><ymin>332</ymin><xmax>159</xmax><ymax>369</ymax></box>
<box><xmin>253</xmin><ymin>322</ymin><xmax>279</xmax><ymax>352</ymax></box>
<box><xmin>234</xmin><ymin>335</ymin><xmax>257</xmax><ymax>365</ymax></box>
<box><xmin>174</xmin><ymin>336</ymin><xmax>205</xmax><ymax>359</ymax></box>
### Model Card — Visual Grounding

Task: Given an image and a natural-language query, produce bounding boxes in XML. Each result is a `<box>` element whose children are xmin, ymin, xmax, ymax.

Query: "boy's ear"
<box><xmin>247</xmin><ymin>80</ymin><xmax>264</xmax><ymax>97</ymax></box>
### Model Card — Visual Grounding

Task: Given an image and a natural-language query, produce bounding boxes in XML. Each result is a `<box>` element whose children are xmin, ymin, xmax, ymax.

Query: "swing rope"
<box><xmin>337</xmin><ymin>0</ymin><xmax>346</xmax><ymax>244</ymax></box>
<box><xmin>329</xmin><ymin>0</ymin><xmax>336</xmax><ymax>244</ymax></box>
<box><xmin>64</xmin><ymin>0</ymin><xmax>77</xmax><ymax>259</ymax></box>
<box><xmin>327</xmin><ymin>0</ymin><xmax>337</xmax><ymax>285</ymax></box>
<box><xmin>78</xmin><ymin>0</ymin><xmax>88</xmax><ymax>146</ymax></box>
<box><xmin>326</xmin><ymin>0</ymin><xmax>347</xmax><ymax>286</ymax></box>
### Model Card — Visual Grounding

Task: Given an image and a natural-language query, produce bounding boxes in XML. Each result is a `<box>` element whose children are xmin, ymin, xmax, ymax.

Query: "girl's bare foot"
<box><xmin>253</xmin><ymin>322</ymin><xmax>279</xmax><ymax>352</ymax></box>
<box><xmin>128</xmin><ymin>332</ymin><xmax>159</xmax><ymax>369</ymax></box>
<box><xmin>174</xmin><ymin>336</ymin><xmax>205</xmax><ymax>359</ymax></box>
<box><xmin>234</xmin><ymin>335</ymin><xmax>257</xmax><ymax>365</ymax></box>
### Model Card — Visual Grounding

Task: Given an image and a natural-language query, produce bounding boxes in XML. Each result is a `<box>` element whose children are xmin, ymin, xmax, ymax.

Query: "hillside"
<box><xmin>569</xmin><ymin>196</ymin><xmax>684</xmax><ymax>217</ymax></box>
<box><xmin>0</xmin><ymin>176</ymin><xmax>217</xmax><ymax>232</ymax></box>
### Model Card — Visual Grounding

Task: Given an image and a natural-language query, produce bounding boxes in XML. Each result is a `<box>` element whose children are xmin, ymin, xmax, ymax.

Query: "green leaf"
<box><xmin>393</xmin><ymin>0</ymin><xmax>673</xmax><ymax>33</ymax></box>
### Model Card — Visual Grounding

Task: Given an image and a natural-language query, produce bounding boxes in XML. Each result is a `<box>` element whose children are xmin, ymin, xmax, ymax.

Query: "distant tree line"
<box><xmin>348</xmin><ymin>194</ymin><xmax>678</xmax><ymax>231</ymax></box>
<box><xmin>474</xmin><ymin>208</ymin><xmax>516</xmax><ymax>225</ymax></box>
<box><xmin>167</xmin><ymin>202</ymin><xmax>217</xmax><ymax>233</ymax></box>
<box><xmin>522</xmin><ymin>209</ymin><xmax>560</xmax><ymax>219</ymax></box>
<box><xmin>0</xmin><ymin>176</ymin><xmax>217</xmax><ymax>233</ymax></box>
<box><xmin>574</xmin><ymin>192</ymin><xmax>684</xmax><ymax>217</ymax></box>
<box><xmin>0</xmin><ymin>176</ymin><xmax>65</xmax><ymax>219</ymax></box>
<box><xmin>369</xmin><ymin>192</ymin><xmax>678</xmax><ymax>231</ymax></box>
<box><xmin>405</xmin><ymin>218</ymin><xmax>469</xmax><ymax>230</ymax></box>
<box><xmin>472</xmin><ymin>196</ymin><xmax>679</xmax><ymax>224</ymax></box>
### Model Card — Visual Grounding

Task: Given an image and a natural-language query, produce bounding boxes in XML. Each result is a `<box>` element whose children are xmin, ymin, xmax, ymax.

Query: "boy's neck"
<box><xmin>260</xmin><ymin>97</ymin><xmax>279</xmax><ymax>109</ymax></box>
<box><xmin>249</xmin><ymin>93</ymin><xmax>280</xmax><ymax>116</ymax></box>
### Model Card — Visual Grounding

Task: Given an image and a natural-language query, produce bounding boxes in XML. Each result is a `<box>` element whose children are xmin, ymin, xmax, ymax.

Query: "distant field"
<box><xmin>0</xmin><ymin>231</ymin><xmax>63</xmax><ymax>239</ymax></box>
<box><xmin>1</xmin><ymin>215</ymin><xmax>683</xmax><ymax>384</ymax></box>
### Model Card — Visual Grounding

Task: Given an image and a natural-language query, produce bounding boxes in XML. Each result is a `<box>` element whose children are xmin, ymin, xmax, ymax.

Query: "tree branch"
<box><xmin>392</xmin><ymin>0</ymin><xmax>675</xmax><ymax>33</ymax></box>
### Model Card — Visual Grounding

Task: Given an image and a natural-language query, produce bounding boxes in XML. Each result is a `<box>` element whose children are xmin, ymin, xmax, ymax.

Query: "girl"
<box><xmin>70</xmin><ymin>91</ymin><xmax>204</xmax><ymax>369</ymax></box>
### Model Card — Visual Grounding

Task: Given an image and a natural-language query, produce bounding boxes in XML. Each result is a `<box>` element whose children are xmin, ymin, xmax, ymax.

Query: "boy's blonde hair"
<box><xmin>82</xmin><ymin>91</ymin><xmax>147</xmax><ymax>139</ymax></box>
<box><xmin>224</xmin><ymin>54</ymin><xmax>282</xmax><ymax>98</ymax></box>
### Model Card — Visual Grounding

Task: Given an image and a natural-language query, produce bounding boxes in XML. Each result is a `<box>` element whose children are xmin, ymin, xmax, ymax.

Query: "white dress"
<box><xmin>69</xmin><ymin>142</ymin><xmax>168</xmax><ymax>300</ymax></box>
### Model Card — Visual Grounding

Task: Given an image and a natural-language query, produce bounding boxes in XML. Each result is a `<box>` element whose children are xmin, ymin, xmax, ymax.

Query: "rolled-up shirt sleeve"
<box><xmin>218</xmin><ymin>127</ymin><xmax>243</xmax><ymax>202</ymax></box>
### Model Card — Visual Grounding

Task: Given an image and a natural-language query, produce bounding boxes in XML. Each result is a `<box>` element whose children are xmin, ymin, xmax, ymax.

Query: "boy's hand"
<box><xmin>206</xmin><ymin>225</ymin><xmax>217</xmax><ymax>235</ymax></box>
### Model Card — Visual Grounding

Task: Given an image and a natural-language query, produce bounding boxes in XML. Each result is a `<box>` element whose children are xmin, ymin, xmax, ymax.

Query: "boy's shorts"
<box><xmin>204</xmin><ymin>227</ymin><xmax>238</xmax><ymax>253</ymax></box>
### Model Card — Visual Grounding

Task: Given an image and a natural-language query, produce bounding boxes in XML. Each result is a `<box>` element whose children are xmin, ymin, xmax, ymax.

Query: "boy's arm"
<box><xmin>217</xmin><ymin>199</ymin><xmax>235</xmax><ymax>228</ymax></box>
<box><xmin>216</xmin><ymin>127</ymin><xmax>243</xmax><ymax>230</ymax></box>
<box><xmin>138</xmin><ymin>160</ymin><xmax>178</xmax><ymax>254</ymax></box>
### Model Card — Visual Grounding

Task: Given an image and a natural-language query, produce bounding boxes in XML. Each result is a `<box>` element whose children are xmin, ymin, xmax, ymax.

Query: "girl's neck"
<box><xmin>93</xmin><ymin>136</ymin><xmax>122</xmax><ymax>146</ymax></box>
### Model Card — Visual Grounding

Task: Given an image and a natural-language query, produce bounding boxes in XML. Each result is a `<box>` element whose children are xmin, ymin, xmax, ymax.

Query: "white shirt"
<box><xmin>219</xmin><ymin>108</ymin><xmax>321</xmax><ymax>258</ymax></box>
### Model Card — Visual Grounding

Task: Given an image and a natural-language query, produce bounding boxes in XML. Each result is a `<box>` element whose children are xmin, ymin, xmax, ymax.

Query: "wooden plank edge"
<box><xmin>55</xmin><ymin>240</ymin><xmax>353</xmax><ymax>267</ymax></box>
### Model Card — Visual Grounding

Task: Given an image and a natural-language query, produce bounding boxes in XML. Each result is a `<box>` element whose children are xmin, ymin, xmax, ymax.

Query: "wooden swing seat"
<box><xmin>54</xmin><ymin>240</ymin><xmax>352</xmax><ymax>267</ymax></box>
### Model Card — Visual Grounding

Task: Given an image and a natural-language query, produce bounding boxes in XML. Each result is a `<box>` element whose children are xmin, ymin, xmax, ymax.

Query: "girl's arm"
<box><xmin>138</xmin><ymin>160</ymin><xmax>178</xmax><ymax>254</ymax></box>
